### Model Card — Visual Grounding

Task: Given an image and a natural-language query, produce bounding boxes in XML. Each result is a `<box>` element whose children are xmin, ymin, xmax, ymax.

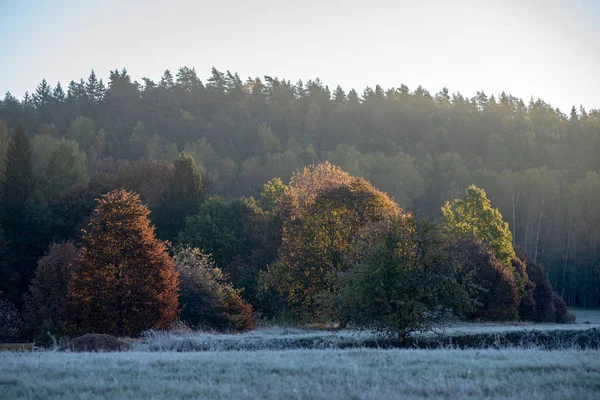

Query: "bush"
<box><xmin>553</xmin><ymin>292</ymin><xmax>575</xmax><ymax>323</ymax></box>
<box><xmin>24</xmin><ymin>243</ymin><xmax>78</xmax><ymax>344</ymax></box>
<box><xmin>175</xmin><ymin>247</ymin><xmax>254</xmax><ymax>332</ymax></box>
<box><xmin>451</xmin><ymin>240</ymin><xmax>519</xmax><ymax>321</ymax></box>
<box><xmin>334</xmin><ymin>216</ymin><xmax>474</xmax><ymax>341</ymax></box>
<box><xmin>512</xmin><ymin>257</ymin><xmax>536</xmax><ymax>321</ymax></box>
<box><xmin>515</xmin><ymin>250</ymin><xmax>559</xmax><ymax>323</ymax></box>
<box><xmin>0</xmin><ymin>298</ymin><xmax>24</xmax><ymax>342</ymax></box>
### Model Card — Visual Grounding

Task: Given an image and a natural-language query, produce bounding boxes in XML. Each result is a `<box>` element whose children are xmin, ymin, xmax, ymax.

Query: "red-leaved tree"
<box><xmin>66</xmin><ymin>189</ymin><xmax>178</xmax><ymax>336</ymax></box>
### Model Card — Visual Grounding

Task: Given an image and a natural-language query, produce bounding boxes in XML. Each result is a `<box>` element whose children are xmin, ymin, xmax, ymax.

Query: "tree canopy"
<box><xmin>0</xmin><ymin>65</ymin><xmax>598</xmax><ymax>314</ymax></box>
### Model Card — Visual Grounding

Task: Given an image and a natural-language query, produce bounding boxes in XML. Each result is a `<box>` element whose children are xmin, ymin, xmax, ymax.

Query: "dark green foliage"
<box><xmin>178</xmin><ymin>196</ymin><xmax>256</xmax><ymax>268</ymax></box>
<box><xmin>553</xmin><ymin>292</ymin><xmax>574</xmax><ymax>324</ymax></box>
<box><xmin>335</xmin><ymin>216</ymin><xmax>474</xmax><ymax>340</ymax></box>
<box><xmin>155</xmin><ymin>152</ymin><xmax>204</xmax><ymax>241</ymax></box>
<box><xmin>0</xmin><ymin>298</ymin><xmax>24</xmax><ymax>342</ymax></box>
<box><xmin>1</xmin><ymin>66</ymin><xmax>599</xmax><ymax>318</ymax></box>
<box><xmin>0</xmin><ymin>120</ymin><xmax>9</xmax><ymax>183</ymax></box>
<box><xmin>0</xmin><ymin>125</ymin><xmax>49</xmax><ymax>307</ymax></box>
<box><xmin>176</xmin><ymin>196</ymin><xmax>274</xmax><ymax>309</ymax></box>
<box><xmin>90</xmin><ymin>159</ymin><xmax>173</xmax><ymax>206</ymax></box>
<box><xmin>49</xmin><ymin>184</ymin><xmax>97</xmax><ymax>242</ymax></box>
<box><xmin>451</xmin><ymin>240</ymin><xmax>520</xmax><ymax>321</ymax></box>
<box><xmin>23</xmin><ymin>243</ymin><xmax>78</xmax><ymax>343</ymax></box>
<box><xmin>0</xmin><ymin>227</ymin><xmax>15</xmax><ymax>301</ymax></box>
<box><xmin>175</xmin><ymin>247</ymin><xmax>254</xmax><ymax>332</ymax></box>
<box><xmin>1</xmin><ymin>124</ymin><xmax>34</xmax><ymax>225</ymax></box>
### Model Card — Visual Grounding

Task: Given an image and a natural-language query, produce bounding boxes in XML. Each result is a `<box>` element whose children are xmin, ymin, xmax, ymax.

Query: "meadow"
<box><xmin>2</xmin><ymin>348</ymin><xmax>599</xmax><ymax>399</ymax></box>
<box><xmin>2</xmin><ymin>310</ymin><xmax>600</xmax><ymax>399</ymax></box>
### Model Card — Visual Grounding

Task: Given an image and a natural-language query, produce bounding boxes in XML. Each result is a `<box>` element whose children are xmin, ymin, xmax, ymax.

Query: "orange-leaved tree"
<box><xmin>66</xmin><ymin>189</ymin><xmax>178</xmax><ymax>336</ymax></box>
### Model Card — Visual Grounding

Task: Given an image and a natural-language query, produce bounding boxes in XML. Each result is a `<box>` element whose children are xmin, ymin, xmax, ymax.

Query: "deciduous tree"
<box><xmin>268</xmin><ymin>162</ymin><xmax>402</xmax><ymax>320</ymax></box>
<box><xmin>66</xmin><ymin>189</ymin><xmax>179</xmax><ymax>336</ymax></box>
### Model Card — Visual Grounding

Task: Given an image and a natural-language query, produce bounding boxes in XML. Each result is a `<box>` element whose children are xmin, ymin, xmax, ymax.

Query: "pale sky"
<box><xmin>1</xmin><ymin>0</ymin><xmax>598</xmax><ymax>112</ymax></box>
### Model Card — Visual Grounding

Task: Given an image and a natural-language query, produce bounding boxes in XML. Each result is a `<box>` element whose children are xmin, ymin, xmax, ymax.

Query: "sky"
<box><xmin>1</xmin><ymin>0</ymin><xmax>599</xmax><ymax>112</ymax></box>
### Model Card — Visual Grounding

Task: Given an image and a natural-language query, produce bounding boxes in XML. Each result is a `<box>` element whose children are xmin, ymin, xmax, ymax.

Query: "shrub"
<box><xmin>515</xmin><ymin>250</ymin><xmax>557</xmax><ymax>323</ymax></box>
<box><xmin>24</xmin><ymin>242</ymin><xmax>78</xmax><ymax>343</ymax></box>
<box><xmin>0</xmin><ymin>298</ymin><xmax>24</xmax><ymax>342</ymax></box>
<box><xmin>553</xmin><ymin>292</ymin><xmax>575</xmax><ymax>323</ymax></box>
<box><xmin>512</xmin><ymin>257</ymin><xmax>536</xmax><ymax>321</ymax></box>
<box><xmin>175</xmin><ymin>247</ymin><xmax>254</xmax><ymax>332</ymax></box>
<box><xmin>451</xmin><ymin>240</ymin><xmax>519</xmax><ymax>321</ymax></box>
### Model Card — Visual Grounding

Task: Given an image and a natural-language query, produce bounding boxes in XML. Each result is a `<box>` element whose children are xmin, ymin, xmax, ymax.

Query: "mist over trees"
<box><xmin>0</xmin><ymin>66</ymin><xmax>599</xmax><ymax>320</ymax></box>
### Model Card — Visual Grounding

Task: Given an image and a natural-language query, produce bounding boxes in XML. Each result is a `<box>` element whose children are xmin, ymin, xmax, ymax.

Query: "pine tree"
<box><xmin>1</xmin><ymin>124</ymin><xmax>34</xmax><ymax>230</ymax></box>
<box><xmin>66</xmin><ymin>189</ymin><xmax>179</xmax><ymax>336</ymax></box>
<box><xmin>0</xmin><ymin>120</ymin><xmax>10</xmax><ymax>182</ymax></box>
<box><xmin>0</xmin><ymin>124</ymin><xmax>47</xmax><ymax>307</ymax></box>
<box><xmin>33</xmin><ymin>79</ymin><xmax>53</xmax><ymax>122</ymax></box>
<box><xmin>155</xmin><ymin>152</ymin><xmax>203</xmax><ymax>241</ymax></box>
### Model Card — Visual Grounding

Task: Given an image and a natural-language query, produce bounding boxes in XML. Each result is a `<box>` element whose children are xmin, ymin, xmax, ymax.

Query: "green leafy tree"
<box><xmin>335</xmin><ymin>216</ymin><xmax>474</xmax><ymax>341</ymax></box>
<box><xmin>268</xmin><ymin>162</ymin><xmax>402</xmax><ymax>320</ymax></box>
<box><xmin>442</xmin><ymin>185</ymin><xmax>516</xmax><ymax>268</ymax></box>
<box><xmin>66</xmin><ymin>116</ymin><xmax>95</xmax><ymax>152</ymax></box>
<box><xmin>176</xmin><ymin>196</ymin><xmax>274</xmax><ymax>308</ymax></box>
<box><xmin>260</xmin><ymin>177</ymin><xmax>287</xmax><ymax>212</ymax></box>
<box><xmin>178</xmin><ymin>196</ymin><xmax>255</xmax><ymax>269</ymax></box>
<box><xmin>32</xmin><ymin>135</ymin><xmax>88</xmax><ymax>201</ymax></box>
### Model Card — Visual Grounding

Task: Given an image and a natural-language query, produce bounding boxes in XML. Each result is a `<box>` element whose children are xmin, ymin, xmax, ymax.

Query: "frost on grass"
<box><xmin>132</xmin><ymin>325</ymin><xmax>600</xmax><ymax>351</ymax></box>
<box><xmin>2</xmin><ymin>348</ymin><xmax>600</xmax><ymax>400</ymax></box>
<box><xmin>132</xmin><ymin>310</ymin><xmax>600</xmax><ymax>352</ymax></box>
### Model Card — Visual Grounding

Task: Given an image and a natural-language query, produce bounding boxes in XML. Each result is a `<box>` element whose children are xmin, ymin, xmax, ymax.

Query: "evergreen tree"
<box><xmin>0</xmin><ymin>124</ymin><xmax>47</xmax><ymax>307</ymax></box>
<box><xmin>33</xmin><ymin>79</ymin><xmax>53</xmax><ymax>122</ymax></box>
<box><xmin>155</xmin><ymin>152</ymin><xmax>203</xmax><ymax>241</ymax></box>
<box><xmin>1</xmin><ymin>124</ymin><xmax>34</xmax><ymax>218</ymax></box>
<box><xmin>0</xmin><ymin>120</ymin><xmax>10</xmax><ymax>183</ymax></box>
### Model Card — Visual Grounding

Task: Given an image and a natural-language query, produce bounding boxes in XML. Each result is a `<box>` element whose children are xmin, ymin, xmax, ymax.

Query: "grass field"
<box><xmin>3</xmin><ymin>348</ymin><xmax>600</xmax><ymax>399</ymax></box>
<box><xmin>3</xmin><ymin>309</ymin><xmax>599</xmax><ymax>399</ymax></box>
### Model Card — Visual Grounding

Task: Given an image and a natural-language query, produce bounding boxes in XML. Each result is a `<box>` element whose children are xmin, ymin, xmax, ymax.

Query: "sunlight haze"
<box><xmin>1</xmin><ymin>0</ymin><xmax>598</xmax><ymax>112</ymax></box>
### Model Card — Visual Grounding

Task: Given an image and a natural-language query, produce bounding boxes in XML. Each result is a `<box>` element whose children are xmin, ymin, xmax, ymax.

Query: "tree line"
<box><xmin>0</xmin><ymin>66</ymin><xmax>599</xmax><ymax>315</ymax></box>
<box><xmin>1</xmin><ymin>152</ymin><xmax>571</xmax><ymax>342</ymax></box>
